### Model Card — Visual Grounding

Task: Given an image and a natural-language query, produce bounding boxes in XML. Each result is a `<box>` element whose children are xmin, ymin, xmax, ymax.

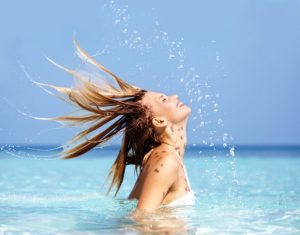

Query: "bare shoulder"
<box><xmin>144</xmin><ymin>150</ymin><xmax>179</xmax><ymax>174</ymax></box>
<box><xmin>135</xmin><ymin>151</ymin><xmax>179</xmax><ymax>211</ymax></box>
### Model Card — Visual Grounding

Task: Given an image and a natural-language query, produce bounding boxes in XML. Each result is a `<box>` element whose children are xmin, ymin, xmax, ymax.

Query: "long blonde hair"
<box><xmin>38</xmin><ymin>40</ymin><xmax>160</xmax><ymax>196</ymax></box>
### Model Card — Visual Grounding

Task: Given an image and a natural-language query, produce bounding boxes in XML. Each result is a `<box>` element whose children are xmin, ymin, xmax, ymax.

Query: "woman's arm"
<box><xmin>131</xmin><ymin>154</ymin><xmax>179</xmax><ymax>215</ymax></box>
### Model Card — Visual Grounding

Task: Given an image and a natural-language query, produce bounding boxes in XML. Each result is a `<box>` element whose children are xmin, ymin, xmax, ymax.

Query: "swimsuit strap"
<box><xmin>173</xmin><ymin>150</ymin><xmax>192</xmax><ymax>190</ymax></box>
<box><xmin>182</xmin><ymin>164</ymin><xmax>192</xmax><ymax>190</ymax></box>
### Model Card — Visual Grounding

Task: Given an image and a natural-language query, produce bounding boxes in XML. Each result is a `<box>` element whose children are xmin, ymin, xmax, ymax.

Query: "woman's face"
<box><xmin>140</xmin><ymin>91</ymin><xmax>191</xmax><ymax>124</ymax></box>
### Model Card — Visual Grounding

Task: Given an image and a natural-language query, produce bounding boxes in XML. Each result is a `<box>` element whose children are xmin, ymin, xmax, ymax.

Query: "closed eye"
<box><xmin>161</xmin><ymin>96</ymin><xmax>168</xmax><ymax>102</ymax></box>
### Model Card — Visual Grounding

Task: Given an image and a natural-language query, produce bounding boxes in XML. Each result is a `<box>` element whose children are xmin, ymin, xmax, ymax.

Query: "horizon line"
<box><xmin>1</xmin><ymin>143</ymin><xmax>300</xmax><ymax>150</ymax></box>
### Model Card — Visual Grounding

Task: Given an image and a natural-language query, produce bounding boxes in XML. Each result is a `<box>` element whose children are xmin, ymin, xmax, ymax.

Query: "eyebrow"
<box><xmin>156</xmin><ymin>94</ymin><xmax>167</xmax><ymax>101</ymax></box>
<box><xmin>158</xmin><ymin>95</ymin><xmax>167</xmax><ymax>100</ymax></box>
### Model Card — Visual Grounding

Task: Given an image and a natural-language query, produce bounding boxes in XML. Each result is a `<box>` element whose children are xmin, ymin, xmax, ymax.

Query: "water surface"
<box><xmin>0</xmin><ymin>147</ymin><xmax>300</xmax><ymax>234</ymax></box>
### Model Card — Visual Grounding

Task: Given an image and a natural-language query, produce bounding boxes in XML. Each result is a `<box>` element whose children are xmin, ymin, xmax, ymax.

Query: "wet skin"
<box><xmin>129</xmin><ymin>91</ymin><xmax>191</xmax><ymax>211</ymax></box>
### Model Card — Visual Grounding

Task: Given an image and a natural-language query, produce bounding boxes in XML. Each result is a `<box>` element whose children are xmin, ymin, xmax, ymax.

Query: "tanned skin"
<box><xmin>128</xmin><ymin>91</ymin><xmax>191</xmax><ymax>216</ymax></box>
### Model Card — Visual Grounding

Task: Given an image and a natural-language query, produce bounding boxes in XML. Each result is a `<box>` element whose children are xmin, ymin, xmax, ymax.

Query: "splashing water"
<box><xmin>1</xmin><ymin>0</ymin><xmax>238</xmax><ymax>205</ymax></box>
<box><xmin>99</xmin><ymin>0</ymin><xmax>241</xmax><ymax>204</ymax></box>
<box><xmin>1</xmin><ymin>2</ymin><xmax>300</xmax><ymax>234</ymax></box>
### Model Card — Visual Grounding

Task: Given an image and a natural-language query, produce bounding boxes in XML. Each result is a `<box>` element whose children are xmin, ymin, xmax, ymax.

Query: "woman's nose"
<box><xmin>171</xmin><ymin>94</ymin><xmax>178</xmax><ymax>99</ymax></box>
<box><xmin>169</xmin><ymin>94</ymin><xmax>179</xmax><ymax>103</ymax></box>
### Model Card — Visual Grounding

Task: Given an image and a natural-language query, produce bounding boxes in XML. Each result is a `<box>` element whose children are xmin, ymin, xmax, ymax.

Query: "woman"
<box><xmin>42</xmin><ymin>40</ymin><xmax>196</xmax><ymax>215</ymax></box>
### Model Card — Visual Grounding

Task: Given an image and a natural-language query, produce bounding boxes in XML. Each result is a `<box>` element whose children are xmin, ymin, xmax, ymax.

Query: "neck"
<box><xmin>160</xmin><ymin>120</ymin><xmax>187</xmax><ymax>160</ymax></box>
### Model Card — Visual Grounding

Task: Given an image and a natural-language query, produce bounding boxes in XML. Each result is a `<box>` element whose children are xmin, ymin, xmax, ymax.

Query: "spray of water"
<box><xmin>100</xmin><ymin>1</ymin><xmax>239</xmax><ymax>202</ymax></box>
<box><xmin>1</xmin><ymin>0</ymin><xmax>239</xmax><ymax>202</ymax></box>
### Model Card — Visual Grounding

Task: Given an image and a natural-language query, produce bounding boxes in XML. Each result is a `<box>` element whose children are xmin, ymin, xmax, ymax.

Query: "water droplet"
<box><xmin>223</xmin><ymin>133</ymin><xmax>229</xmax><ymax>142</ymax></box>
<box><xmin>229</xmin><ymin>147</ymin><xmax>235</xmax><ymax>157</ymax></box>
<box><xmin>197</xmin><ymin>96</ymin><xmax>202</xmax><ymax>102</ymax></box>
<box><xmin>168</xmin><ymin>54</ymin><xmax>175</xmax><ymax>60</ymax></box>
<box><xmin>217</xmin><ymin>118</ymin><xmax>223</xmax><ymax>125</ymax></box>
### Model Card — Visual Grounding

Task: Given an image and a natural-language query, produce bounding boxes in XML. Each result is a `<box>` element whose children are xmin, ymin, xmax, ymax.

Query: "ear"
<box><xmin>152</xmin><ymin>117</ymin><xmax>168</xmax><ymax>128</ymax></box>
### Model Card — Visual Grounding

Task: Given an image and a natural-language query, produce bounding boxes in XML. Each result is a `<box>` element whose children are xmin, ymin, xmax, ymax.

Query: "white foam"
<box><xmin>0</xmin><ymin>192</ymin><xmax>104</xmax><ymax>204</ymax></box>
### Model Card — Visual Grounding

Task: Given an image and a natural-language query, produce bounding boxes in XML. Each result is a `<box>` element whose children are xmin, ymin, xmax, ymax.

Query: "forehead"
<box><xmin>145</xmin><ymin>91</ymin><xmax>164</xmax><ymax>98</ymax></box>
<box><xmin>141</xmin><ymin>91</ymin><xmax>165</xmax><ymax>106</ymax></box>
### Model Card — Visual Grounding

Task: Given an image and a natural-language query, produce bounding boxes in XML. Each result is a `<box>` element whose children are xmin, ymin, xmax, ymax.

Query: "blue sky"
<box><xmin>0</xmin><ymin>0</ymin><xmax>299</xmax><ymax>146</ymax></box>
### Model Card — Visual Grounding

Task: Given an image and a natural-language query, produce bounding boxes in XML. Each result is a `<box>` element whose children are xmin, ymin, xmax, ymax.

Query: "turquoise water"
<box><xmin>1</xmin><ymin>147</ymin><xmax>300</xmax><ymax>234</ymax></box>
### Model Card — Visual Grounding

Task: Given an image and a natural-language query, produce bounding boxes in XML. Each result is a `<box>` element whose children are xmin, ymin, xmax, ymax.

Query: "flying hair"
<box><xmin>36</xmin><ymin>39</ymin><xmax>160</xmax><ymax>196</ymax></box>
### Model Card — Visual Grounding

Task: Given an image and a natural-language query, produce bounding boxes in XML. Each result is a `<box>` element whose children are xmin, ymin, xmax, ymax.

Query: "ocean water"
<box><xmin>0</xmin><ymin>146</ymin><xmax>300</xmax><ymax>235</ymax></box>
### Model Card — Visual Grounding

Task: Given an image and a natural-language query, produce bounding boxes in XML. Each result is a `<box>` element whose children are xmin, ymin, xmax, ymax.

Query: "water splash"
<box><xmin>1</xmin><ymin>144</ymin><xmax>61</xmax><ymax>160</ymax></box>
<box><xmin>99</xmin><ymin>1</ymin><xmax>238</xmax><ymax>202</ymax></box>
<box><xmin>2</xmin><ymin>1</ymin><xmax>239</xmax><ymax>204</ymax></box>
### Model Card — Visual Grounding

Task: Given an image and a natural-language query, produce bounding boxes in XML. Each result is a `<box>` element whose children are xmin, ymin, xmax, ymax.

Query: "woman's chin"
<box><xmin>185</xmin><ymin>106</ymin><xmax>191</xmax><ymax>114</ymax></box>
<box><xmin>182</xmin><ymin>107</ymin><xmax>191</xmax><ymax>121</ymax></box>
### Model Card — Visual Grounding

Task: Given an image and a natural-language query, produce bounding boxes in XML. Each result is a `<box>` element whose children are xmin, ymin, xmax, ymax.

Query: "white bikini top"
<box><xmin>142</xmin><ymin>149</ymin><xmax>196</xmax><ymax>208</ymax></box>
